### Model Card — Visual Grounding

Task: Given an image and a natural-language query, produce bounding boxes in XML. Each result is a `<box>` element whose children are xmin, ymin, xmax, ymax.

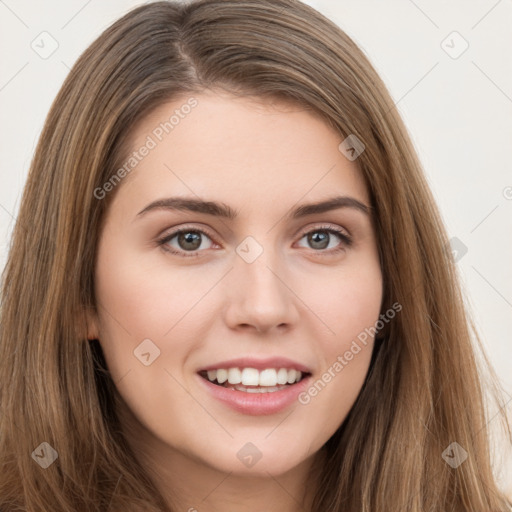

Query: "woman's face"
<box><xmin>89</xmin><ymin>90</ymin><xmax>383</xmax><ymax>481</ymax></box>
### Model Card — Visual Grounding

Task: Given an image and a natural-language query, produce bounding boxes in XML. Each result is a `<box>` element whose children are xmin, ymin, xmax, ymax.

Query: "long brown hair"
<box><xmin>0</xmin><ymin>0</ymin><xmax>510</xmax><ymax>510</ymax></box>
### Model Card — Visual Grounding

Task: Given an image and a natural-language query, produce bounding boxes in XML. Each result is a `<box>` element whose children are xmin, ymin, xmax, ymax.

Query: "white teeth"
<box><xmin>203</xmin><ymin>367</ymin><xmax>306</xmax><ymax>387</ymax></box>
<box><xmin>259</xmin><ymin>368</ymin><xmax>277</xmax><ymax>386</ymax></box>
<box><xmin>227</xmin><ymin>368</ymin><xmax>242</xmax><ymax>384</ymax></box>
<box><xmin>241</xmin><ymin>368</ymin><xmax>259</xmax><ymax>386</ymax></box>
<box><xmin>276</xmin><ymin>368</ymin><xmax>288</xmax><ymax>385</ymax></box>
<box><xmin>216</xmin><ymin>368</ymin><xmax>228</xmax><ymax>384</ymax></box>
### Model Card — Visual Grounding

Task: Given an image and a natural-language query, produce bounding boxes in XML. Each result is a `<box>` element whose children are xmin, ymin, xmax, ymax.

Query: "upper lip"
<box><xmin>198</xmin><ymin>356</ymin><xmax>312</xmax><ymax>374</ymax></box>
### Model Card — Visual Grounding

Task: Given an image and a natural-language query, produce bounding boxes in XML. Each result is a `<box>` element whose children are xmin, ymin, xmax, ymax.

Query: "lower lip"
<box><xmin>197</xmin><ymin>373</ymin><xmax>312</xmax><ymax>415</ymax></box>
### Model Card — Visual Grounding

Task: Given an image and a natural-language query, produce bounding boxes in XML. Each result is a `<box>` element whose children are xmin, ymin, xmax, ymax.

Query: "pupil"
<box><xmin>309</xmin><ymin>231</ymin><xmax>328</xmax><ymax>249</ymax></box>
<box><xmin>179</xmin><ymin>231</ymin><xmax>201</xmax><ymax>250</ymax></box>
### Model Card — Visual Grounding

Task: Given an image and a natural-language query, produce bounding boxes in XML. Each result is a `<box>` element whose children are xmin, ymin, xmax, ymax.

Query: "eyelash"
<box><xmin>156</xmin><ymin>224</ymin><xmax>353</xmax><ymax>258</ymax></box>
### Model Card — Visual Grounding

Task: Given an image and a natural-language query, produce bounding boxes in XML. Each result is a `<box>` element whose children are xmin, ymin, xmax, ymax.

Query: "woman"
<box><xmin>0</xmin><ymin>0</ymin><xmax>510</xmax><ymax>510</ymax></box>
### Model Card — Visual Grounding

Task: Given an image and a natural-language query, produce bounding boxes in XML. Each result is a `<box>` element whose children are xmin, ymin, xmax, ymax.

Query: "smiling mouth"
<box><xmin>198</xmin><ymin>368</ymin><xmax>311</xmax><ymax>393</ymax></box>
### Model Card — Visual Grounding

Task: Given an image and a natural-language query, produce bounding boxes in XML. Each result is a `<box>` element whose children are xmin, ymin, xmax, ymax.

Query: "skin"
<box><xmin>87</xmin><ymin>89</ymin><xmax>383</xmax><ymax>511</ymax></box>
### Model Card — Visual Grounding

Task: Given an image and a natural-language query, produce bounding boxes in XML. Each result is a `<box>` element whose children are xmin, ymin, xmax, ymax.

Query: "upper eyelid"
<box><xmin>297</xmin><ymin>223</ymin><xmax>350</xmax><ymax>237</ymax></box>
<box><xmin>159</xmin><ymin>223</ymin><xmax>217</xmax><ymax>243</ymax></box>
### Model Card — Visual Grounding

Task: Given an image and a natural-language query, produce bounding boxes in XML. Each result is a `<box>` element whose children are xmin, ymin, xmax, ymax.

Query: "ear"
<box><xmin>84</xmin><ymin>305</ymin><xmax>100</xmax><ymax>341</ymax></box>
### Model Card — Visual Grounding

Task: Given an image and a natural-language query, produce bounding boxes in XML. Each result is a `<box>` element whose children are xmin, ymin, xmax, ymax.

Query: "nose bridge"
<box><xmin>236</xmin><ymin>233</ymin><xmax>286</xmax><ymax>301</ymax></box>
<box><xmin>224</xmin><ymin>233</ymin><xmax>299</xmax><ymax>331</ymax></box>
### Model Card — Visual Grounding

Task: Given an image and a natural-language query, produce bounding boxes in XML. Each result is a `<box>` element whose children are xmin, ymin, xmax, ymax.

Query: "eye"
<box><xmin>157</xmin><ymin>223</ymin><xmax>352</xmax><ymax>258</ymax></box>
<box><xmin>296</xmin><ymin>224</ymin><xmax>352</xmax><ymax>256</ymax></box>
<box><xmin>157</xmin><ymin>226</ymin><xmax>216</xmax><ymax>258</ymax></box>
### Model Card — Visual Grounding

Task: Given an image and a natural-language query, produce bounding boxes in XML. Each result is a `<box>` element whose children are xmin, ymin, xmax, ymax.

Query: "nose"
<box><xmin>223</xmin><ymin>248</ymin><xmax>300</xmax><ymax>334</ymax></box>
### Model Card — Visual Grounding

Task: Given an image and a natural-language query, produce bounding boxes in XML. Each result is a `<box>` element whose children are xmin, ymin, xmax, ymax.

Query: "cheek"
<box><xmin>295</xmin><ymin>262</ymin><xmax>382</xmax><ymax>422</ymax></box>
<box><xmin>301</xmin><ymin>256</ymin><xmax>383</xmax><ymax>343</ymax></box>
<box><xmin>92</xmin><ymin>235</ymin><xmax>207</xmax><ymax>385</ymax></box>
<box><xmin>94</xmin><ymin>235</ymin><xmax>209</xmax><ymax>339</ymax></box>
<box><xmin>92</xmin><ymin>240</ymin><xmax>205</xmax><ymax>437</ymax></box>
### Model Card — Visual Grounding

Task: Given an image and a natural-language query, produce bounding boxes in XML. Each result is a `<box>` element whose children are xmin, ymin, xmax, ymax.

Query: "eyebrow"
<box><xmin>135</xmin><ymin>195</ymin><xmax>371</xmax><ymax>220</ymax></box>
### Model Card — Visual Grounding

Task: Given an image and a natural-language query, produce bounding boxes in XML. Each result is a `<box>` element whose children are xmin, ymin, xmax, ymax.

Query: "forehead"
<box><xmin>112</xmin><ymin>90</ymin><xmax>369</xmax><ymax>213</ymax></box>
